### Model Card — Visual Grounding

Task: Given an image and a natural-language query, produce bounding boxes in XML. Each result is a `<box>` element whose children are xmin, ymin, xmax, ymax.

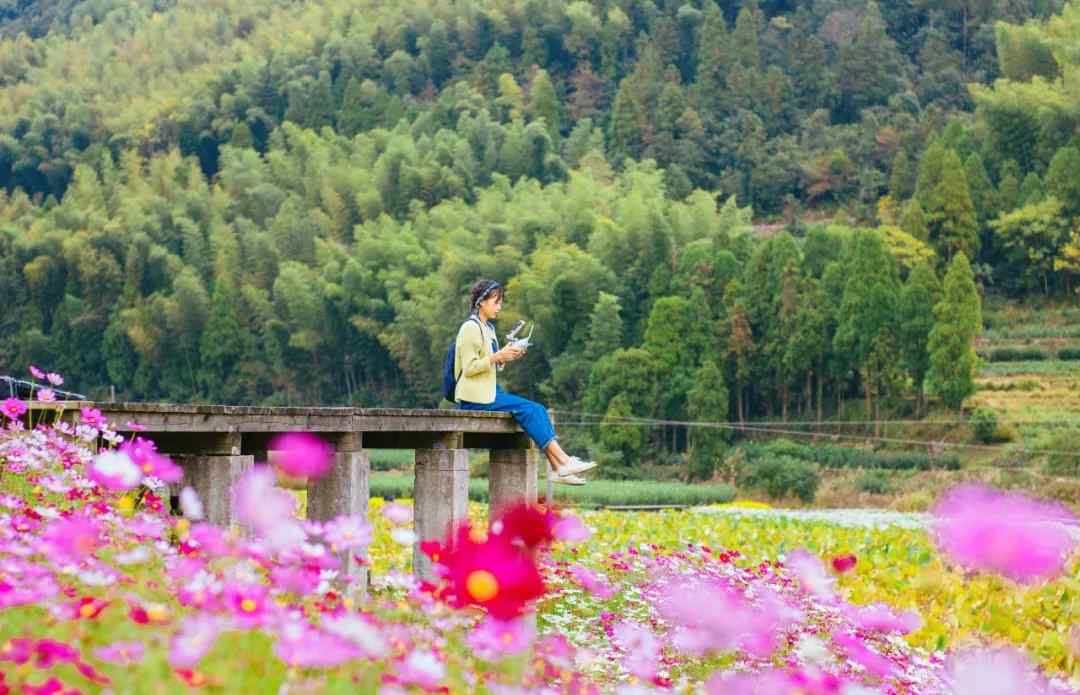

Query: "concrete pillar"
<box><xmin>174</xmin><ymin>454</ymin><xmax>253</xmax><ymax>527</ymax></box>
<box><xmin>489</xmin><ymin>446</ymin><xmax>538</xmax><ymax>516</ymax></box>
<box><xmin>307</xmin><ymin>434</ymin><xmax>369</xmax><ymax>588</ymax></box>
<box><xmin>414</xmin><ymin>434</ymin><xmax>469</xmax><ymax>582</ymax></box>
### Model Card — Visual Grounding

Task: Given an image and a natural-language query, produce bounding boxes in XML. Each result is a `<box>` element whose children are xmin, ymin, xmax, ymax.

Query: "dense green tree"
<box><xmin>927</xmin><ymin>252</ymin><xmax>982</xmax><ymax>411</ymax></box>
<box><xmin>897</xmin><ymin>261</ymin><xmax>942</xmax><ymax>416</ymax></box>
<box><xmin>833</xmin><ymin>230</ymin><xmax>900</xmax><ymax>426</ymax></box>
<box><xmin>889</xmin><ymin>148</ymin><xmax>917</xmax><ymax>201</ymax></box>
<box><xmin>686</xmin><ymin>359</ymin><xmax>729</xmax><ymax>481</ymax></box>
<box><xmin>1045</xmin><ymin>146</ymin><xmax>1080</xmax><ymax>215</ymax></box>
<box><xmin>527</xmin><ymin>69</ymin><xmax>561</xmax><ymax>141</ymax></box>
<box><xmin>925</xmin><ymin>149</ymin><xmax>980</xmax><ymax>262</ymax></box>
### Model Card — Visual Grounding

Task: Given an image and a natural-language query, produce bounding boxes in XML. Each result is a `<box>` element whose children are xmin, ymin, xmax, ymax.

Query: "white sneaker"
<box><xmin>550</xmin><ymin>471</ymin><xmax>587</xmax><ymax>486</ymax></box>
<box><xmin>561</xmin><ymin>456</ymin><xmax>597</xmax><ymax>476</ymax></box>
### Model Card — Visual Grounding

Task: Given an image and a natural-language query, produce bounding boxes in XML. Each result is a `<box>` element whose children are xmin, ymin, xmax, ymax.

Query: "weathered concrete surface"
<box><xmin>413</xmin><ymin>438</ymin><xmax>469</xmax><ymax>582</ymax></box>
<box><xmin>307</xmin><ymin>444</ymin><xmax>370</xmax><ymax>588</ymax></box>
<box><xmin>173</xmin><ymin>454</ymin><xmax>253</xmax><ymax>526</ymax></box>
<box><xmin>489</xmin><ymin>447</ymin><xmax>538</xmax><ymax>515</ymax></box>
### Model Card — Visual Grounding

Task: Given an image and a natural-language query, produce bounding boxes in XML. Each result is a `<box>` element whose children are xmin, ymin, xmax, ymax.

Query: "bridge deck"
<box><xmin>36</xmin><ymin>401</ymin><xmax>541</xmax><ymax>584</ymax></box>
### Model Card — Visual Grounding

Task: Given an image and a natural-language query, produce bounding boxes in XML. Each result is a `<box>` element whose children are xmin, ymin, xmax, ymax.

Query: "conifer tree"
<box><xmin>997</xmin><ymin>160</ymin><xmax>1022</xmax><ymax>212</ymax></box>
<box><xmin>1046</xmin><ymin>145</ymin><xmax>1080</xmax><ymax>215</ymax></box>
<box><xmin>926</xmin><ymin>148</ymin><xmax>979</xmax><ymax>262</ymax></box>
<box><xmin>1020</xmin><ymin>170</ymin><xmax>1045</xmax><ymax>205</ymax></box>
<box><xmin>687</xmin><ymin>359</ymin><xmax>729</xmax><ymax>481</ymax></box>
<box><xmin>928</xmin><ymin>252</ymin><xmax>981</xmax><ymax>411</ymax></box>
<box><xmin>963</xmin><ymin>152</ymin><xmax>997</xmax><ymax>221</ymax></box>
<box><xmin>527</xmin><ymin>69</ymin><xmax>561</xmax><ymax>141</ymax></box>
<box><xmin>897</xmin><ymin>261</ymin><xmax>942</xmax><ymax>416</ymax></box>
<box><xmin>915</xmin><ymin>141</ymin><xmax>947</xmax><ymax>208</ymax></box>
<box><xmin>889</xmin><ymin>149</ymin><xmax>916</xmax><ymax>200</ymax></box>
<box><xmin>899</xmin><ymin>198</ymin><xmax>930</xmax><ymax>241</ymax></box>
<box><xmin>693</xmin><ymin>3</ymin><xmax>730</xmax><ymax>114</ymax></box>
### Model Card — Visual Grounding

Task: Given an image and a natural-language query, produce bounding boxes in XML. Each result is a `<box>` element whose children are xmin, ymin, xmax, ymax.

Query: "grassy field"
<box><xmin>368</xmin><ymin>472</ymin><xmax>736</xmax><ymax>508</ymax></box>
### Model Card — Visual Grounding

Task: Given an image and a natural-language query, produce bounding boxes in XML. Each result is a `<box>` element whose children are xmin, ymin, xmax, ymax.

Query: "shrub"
<box><xmin>856</xmin><ymin>469</ymin><xmax>896</xmax><ymax>495</ymax></box>
<box><xmin>988</xmin><ymin>347</ymin><xmax>1048</xmax><ymax>362</ymax></box>
<box><xmin>738</xmin><ymin>455</ymin><xmax>821</xmax><ymax>504</ymax></box>
<box><xmin>1058</xmin><ymin>347</ymin><xmax>1080</xmax><ymax>361</ymax></box>
<box><xmin>739</xmin><ymin>442</ymin><xmax>959</xmax><ymax>471</ymax></box>
<box><xmin>1043</xmin><ymin>429</ymin><xmax>1080</xmax><ymax>478</ymax></box>
<box><xmin>970</xmin><ymin>408</ymin><xmax>998</xmax><ymax>444</ymax></box>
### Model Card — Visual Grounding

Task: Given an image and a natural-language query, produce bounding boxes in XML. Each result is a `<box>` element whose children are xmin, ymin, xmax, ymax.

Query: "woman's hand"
<box><xmin>494</xmin><ymin>345</ymin><xmax>525</xmax><ymax>365</ymax></box>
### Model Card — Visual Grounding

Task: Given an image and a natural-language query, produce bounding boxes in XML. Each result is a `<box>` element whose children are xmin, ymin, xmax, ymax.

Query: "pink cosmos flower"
<box><xmin>28</xmin><ymin>365</ymin><xmax>44</xmax><ymax>380</ymax></box>
<box><xmin>932</xmin><ymin>484</ymin><xmax>1078</xmax><ymax>584</ymax></box>
<box><xmin>41</xmin><ymin>513</ymin><xmax>102</xmax><ymax>561</ymax></box>
<box><xmin>269</xmin><ymin>565</ymin><xmax>322</xmax><ymax>596</ymax></box>
<box><xmin>945</xmin><ymin>646</ymin><xmax>1057</xmax><ymax>695</ymax></box>
<box><xmin>273</xmin><ymin>621</ymin><xmax>362</xmax><ymax>668</ymax></box>
<box><xmin>322</xmin><ymin>614</ymin><xmax>390</xmax><ymax>659</ymax></box>
<box><xmin>383</xmin><ymin>502</ymin><xmax>413</xmax><ymax>525</ymax></box>
<box><xmin>231</xmin><ymin>465</ymin><xmax>304</xmax><ymax>552</ymax></box>
<box><xmin>188</xmin><ymin>523</ymin><xmax>231</xmax><ymax>557</ymax></box>
<box><xmin>125</xmin><ymin>420</ymin><xmax>145</xmax><ymax>431</ymax></box>
<box><xmin>785</xmin><ymin>549</ymin><xmax>836</xmax><ymax>599</ymax></box>
<box><xmin>169</xmin><ymin>614</ymin><xmax>225</xmax><ymax>668</ymax></box>
<box><xmin>94</xmin><ymin>640</ymin><xmax>145</xmax><ymax>665</ymax></box>
<box><xmin>1</xmin><ymin>398</ymin><xmax>27</xmax><ymax>420</ymax></box>
<box><xmin>846</xmin><ymin>602</ymin><xmax>922</xmax><ymax>635</ymax></box>
<box><xmin>613</xmin><ymin>621</ymin><xmax>661</xmax><ymax>681</ymax></box>
<box><xmin>120</xmin><ymin>437</ymin><xmax>182</xmax><ymax>483</ymax></box>
<box><xmin>570</xmin><ymin>564</ymin><xmax>615</xmax><ymax>599</ymax></box>
<box><xmin>831</xmin><ymin>631</ymin><xmax>895</xmax><ymax>679</ymax></box>
<box><xmin>552</xmin><ymin>513</ymin><xmax>591</xmax><ymax>543</ymax></box>
<box><xmin>36</xmin><ymin>388</ymin><xmax>56</xmax><ymax>402</ymax></box>
<box><xmin>323</xmin><ymin>514</ymin><xmax>374</xmax><ymax>551</ymax></box>
<box><xmin>79</xmin><ymin>407</ymin><xmax>106</xmax><ymax>429</ymax></box>
<box><xmin>661</xmin><ymin>578</ymin><xmax>795</xmax><ymax>658</ymax></box>
<box><xmin>269</xmin><ymin>432</ymin><xmax>333</xmax><ymax>479</ymax></box>
<box><xmin>396</xmin><ymin>649</ymin><xmax>446</xmax><ymax>690</ymax></box>
<box><xmin>467</xmin><ymin>615</ymin><xmax>535</xmax><ymax>661</ymax></box>
<box><xmin>86</xmin><ymin>451</ymin><xmax>142</xmax><ymax>491</ymax></box>
<box><xmin>45</xmin><ymin>373</ymin><xmax>63</xmax><ymax>386</ymax></box>
<box><xmin>225</xmin><ymin>583</ymin><xmax>272</xmax><ymax>628</ymax></box>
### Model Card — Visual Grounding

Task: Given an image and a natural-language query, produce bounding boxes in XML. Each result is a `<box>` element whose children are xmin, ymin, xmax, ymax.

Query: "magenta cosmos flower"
<box><xmin>41</xmin><ymin>513</ymin><xmax>104</xmax><ymax>561</ymax></box>
<box><xmin>932</xmin><ymin>484</ymin><xmax>1078</xmax><ymax>584</ymax></box>
<box><xmin>269</xmin><ymin>432</ymin><xmax>333</xmax><ymax>479</ymax></box>
<box><xmin>79</xmin><ymin>407</ymin><xmax>106</xmax><ymax>429</ymax></box>
<box><xmin>1</xmin><ymin>398</ymin><xmax>26</xmax><ymax>420</ymax></box>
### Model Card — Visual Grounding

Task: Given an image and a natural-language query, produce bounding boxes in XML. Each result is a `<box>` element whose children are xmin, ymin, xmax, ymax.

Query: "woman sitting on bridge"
<box><xmin>454</xmin><ymin>279</ymin><xmax>597</xmax><ymax>485</ymax></box>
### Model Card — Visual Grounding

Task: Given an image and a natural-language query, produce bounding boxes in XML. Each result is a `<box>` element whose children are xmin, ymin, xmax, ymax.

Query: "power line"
<box><xmin>551</xmin><ymin>409</ymin><xmax>1080</xmax><ymax>427</ymax></box>
<box><xmin>550</xmin><ymin>410</ymin><xmax>1080</xmax><ymax>459</ymax></box>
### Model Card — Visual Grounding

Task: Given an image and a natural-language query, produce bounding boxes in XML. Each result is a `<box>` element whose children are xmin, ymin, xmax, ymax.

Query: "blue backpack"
<box><xmin>442</xmin><ymin>317</ymin><xmax>481</xmax><ymax>402</ymax></box>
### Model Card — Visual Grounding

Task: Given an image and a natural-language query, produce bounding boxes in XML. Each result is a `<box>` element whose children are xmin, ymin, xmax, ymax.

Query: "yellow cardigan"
<box><xmin>454</xmin><ymin>317</ymin><xmax>499</xmax><ymax>404</ymax></box>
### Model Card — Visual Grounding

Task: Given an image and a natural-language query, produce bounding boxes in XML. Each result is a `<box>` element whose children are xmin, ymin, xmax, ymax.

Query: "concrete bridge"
<box><xmin>65</xmin><ymin>403</ymin><xmax>540</xmax><ymax>582</ymax></box>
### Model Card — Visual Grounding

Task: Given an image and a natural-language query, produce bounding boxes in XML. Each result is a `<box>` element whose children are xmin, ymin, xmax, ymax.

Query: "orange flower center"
<box><xmin>240</xmin><ymin>598</ymin><xmax>258</xmax><ymax>613</ymax></box>
<box><xmin>465</xmin><ymin>570</ymin><xmax>499</xmax><ymax>602</ymax></box>
<box><xmin>79</xmin><ymin>603</ymin><xmax>98</xmax><ymax>618</ymax></box>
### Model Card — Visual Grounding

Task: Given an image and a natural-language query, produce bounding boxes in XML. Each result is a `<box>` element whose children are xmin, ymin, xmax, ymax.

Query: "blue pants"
<box><xmin>459</xmin><ymin>386</ymin><xmax>557</xmax><ymax>450</ymax></box>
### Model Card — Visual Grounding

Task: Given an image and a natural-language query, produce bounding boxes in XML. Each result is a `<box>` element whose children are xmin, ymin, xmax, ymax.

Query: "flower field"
<box><xmin>0</xmin><ymin>378</ymin><xmax>1078</xmax><ymax>694</ymax></box>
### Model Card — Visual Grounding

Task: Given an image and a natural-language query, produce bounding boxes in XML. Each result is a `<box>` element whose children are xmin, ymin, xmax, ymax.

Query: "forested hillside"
<box><xmin>2</xmin><ymin>0</ymin><xmax>1080</xmax><ymax>475</ymax></box>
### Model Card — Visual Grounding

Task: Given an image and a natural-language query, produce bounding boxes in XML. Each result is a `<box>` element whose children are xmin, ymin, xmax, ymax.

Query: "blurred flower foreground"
<box><xmin>0</xmin><ymin>371</ymin><xmax>1077</xmax><ymax>694</ymax></box>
